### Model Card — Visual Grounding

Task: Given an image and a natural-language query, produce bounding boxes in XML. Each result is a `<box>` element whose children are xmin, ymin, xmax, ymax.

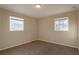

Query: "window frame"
<box><xmin>54</xmin><ymin>17</ymin><xmax>69</xmax><ymax>31</ymax></box>
<box><xmin>9</xmin><ymin>16</ymin><xmax>24</xmax><ymax>31</ymax></box>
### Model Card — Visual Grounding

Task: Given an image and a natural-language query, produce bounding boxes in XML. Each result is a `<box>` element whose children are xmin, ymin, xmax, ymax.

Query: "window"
<box><xmin>54</xmin><ymin>17</ymin><xmax>69</xmax><ymax>31</ymax></box>
<box><xmin>10</xmin><ymin>16</ymin><xmax>24</xmax><ymax>31</ymax></box>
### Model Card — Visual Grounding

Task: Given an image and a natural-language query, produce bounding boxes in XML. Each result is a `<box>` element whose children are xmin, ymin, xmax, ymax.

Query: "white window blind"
<box><xmin>54</xmin><ymin>17</ymin><xmax>69</xmax><ymax>31</ymax></box>
<box><xmin>9</xmin><ymin>16</ymin><xmax>24</xmax><ymax>31</ymax></box>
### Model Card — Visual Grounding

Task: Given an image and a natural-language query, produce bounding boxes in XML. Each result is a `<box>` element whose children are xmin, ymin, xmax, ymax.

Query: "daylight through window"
<box><xmin>10</xmin><ymin>16</ymin><xmax>24</xmax><ymax>31</ymax></box>
<box><xmin>54</xmin><ymin>17</ymin><xmax>69</xmax><ymax>31</ymax></box>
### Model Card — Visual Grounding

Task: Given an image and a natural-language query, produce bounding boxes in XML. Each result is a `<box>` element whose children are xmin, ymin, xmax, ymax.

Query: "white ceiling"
<box><xmin>0</xmin><ymin>4</ymin><xmax>79</xmax><ymax>18</ymax></box>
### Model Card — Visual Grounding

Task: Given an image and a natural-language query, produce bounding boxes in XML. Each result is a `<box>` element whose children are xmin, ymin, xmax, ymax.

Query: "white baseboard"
<box><xmin>0</xmin><ymin>39</ymin><xmax>78</xmax><ymax>51</ymax></box>
<box><xmin>38</xmin><ymin>38</ymin><xmax>78</xmax><ymax>49</ymax></box>
<box><xmin>0</xmin><ymin>40</ymin><xmax>35</xmax><ymax>51</ymax></box>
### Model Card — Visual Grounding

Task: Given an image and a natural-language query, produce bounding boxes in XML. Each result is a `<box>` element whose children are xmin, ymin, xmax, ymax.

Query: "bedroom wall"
<box><xmin>38</xmin><ymin>11</ymin><xmax>78</xmax><ymax>48</ymax></box>
<box><xmin>0</xmin><ymin>8</ymin><xmax>37</xmax><ymax>50</ymax></box>
<box><xmin>77</xmin><ymin>10</ymin><xmax>79</xmax><ymax>49</ymax></box>
<box><xmin>0</xmin><ymin>8</ymin><xmax>79</xmax><ymax>50</ymax></box>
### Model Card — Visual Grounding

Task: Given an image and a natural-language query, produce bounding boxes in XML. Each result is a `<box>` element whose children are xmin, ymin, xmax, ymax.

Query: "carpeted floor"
<box><xmin>0</xmin><ymin>40</ymin><xmax>78</xmax><ymax>55</ymax></box>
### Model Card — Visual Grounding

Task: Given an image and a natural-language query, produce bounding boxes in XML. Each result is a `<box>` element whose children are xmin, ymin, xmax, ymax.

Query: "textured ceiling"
<box><xmin>0</xmin><ymin>4</ymin><xmax>79</xmax><ymax>18</ymax></box>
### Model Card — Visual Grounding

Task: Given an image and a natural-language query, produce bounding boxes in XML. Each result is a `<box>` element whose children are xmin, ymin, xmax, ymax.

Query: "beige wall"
<box><xmin>78</xmin><ymin>10</ymin><xmax>79</xmax><ymax>49</ymax></box>
<box><xmin>38</xmin><ymin>11</ymin><xmax>78</xmax><ymax>48</ymax></box>
<box><xmin>0</xmin><ymin>8</ymin><xmax>79</xmax><ymax>50</ymax></box>
<box><xmin>0</xmin><ymin>9</ymin><xmax>37</xmax><ymax>50</ymax></box>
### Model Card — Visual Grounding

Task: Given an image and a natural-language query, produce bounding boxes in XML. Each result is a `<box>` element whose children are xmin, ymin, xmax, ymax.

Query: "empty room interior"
<box><xmin>0</xmin><ymin>4</ymin><xmax>79</xmax><ymax>55</ymax></box>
